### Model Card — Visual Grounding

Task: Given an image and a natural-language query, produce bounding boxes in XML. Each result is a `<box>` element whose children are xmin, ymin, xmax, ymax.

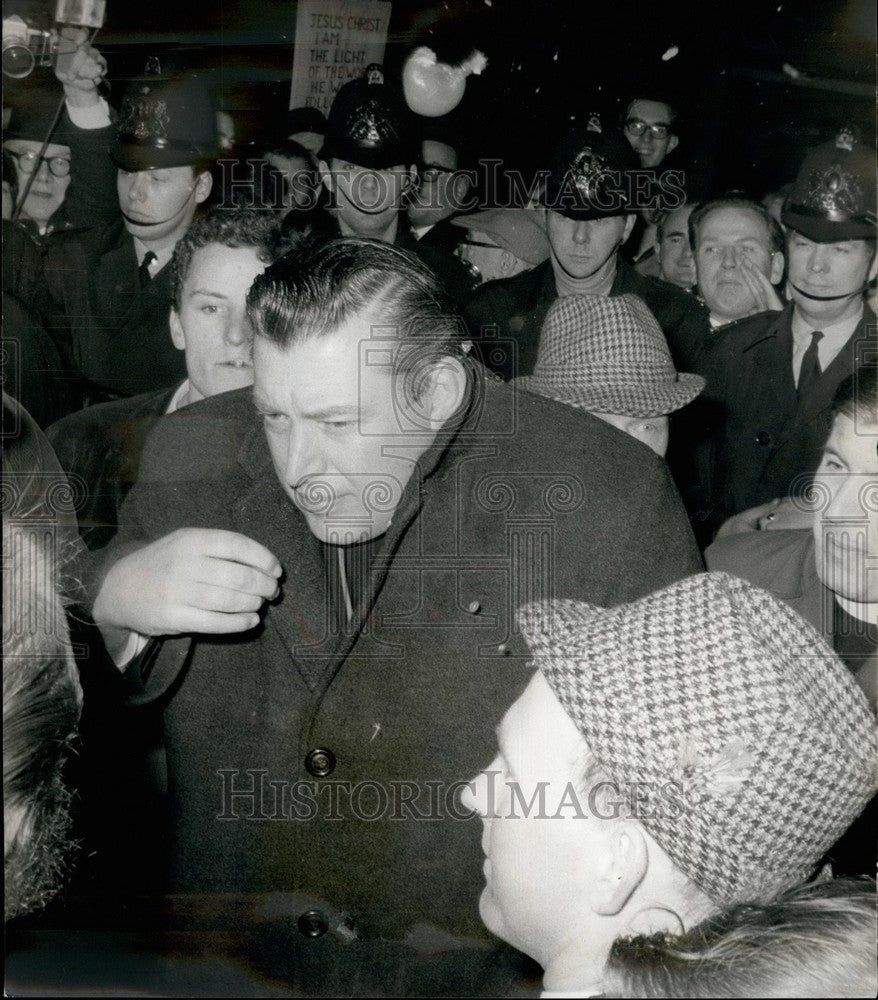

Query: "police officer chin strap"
<box><xmin>120</xmin><ymin>183</ymin><xmax>198</xmax><ymax>228</ymax></box>
<box><xmin>790</xmin><ymin>281</ymin><xmax>871</xmax><ymax>301</ymax></box>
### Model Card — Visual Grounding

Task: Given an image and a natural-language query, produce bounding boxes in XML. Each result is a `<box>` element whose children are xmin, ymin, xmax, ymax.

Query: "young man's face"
<box><xmin>695</xmin><ymin>206</ymin><xmax>783</xmax><ymax>323</ymax></box>
<box><xmin>656</xmin><ymin>203</ymin><xmax>696</xmax><ymax>289</ymax></box>
<box><xmin>460</xmin><ymin>670</ymin><xmax>603</xmax><ymax>966</ymax></box>
<box><xmin>812</xmin><ymin>411</ymin><xmax>878</xmax><ymax>605</ymax></box>
<box><xmin>623</xmin><ymin>99</ymin><xmax>678</xmax><ymax>169</ymax></box>
<box><xmin>254</xmin><ymin>311</ymin><xmax>441</xmax><ymax>543</ymax></box>
<box><xmin>169</xmin><ymin>242</ymin><xmax>266</xmax><ymax>403</ymax></box>
<box><xmin>591</xmin><ymin>412</ymin><xmax>670</xmax><ymax>457</ymax></box>
<box><xmin>4</xmin><ymin>139</ymin><xmax>71</xmax><ymax>227</ymax></box>
<box><xmin>545</xmin><ymin>210</ymin><xmax>633</xmax><ymax>282</ymax></box>
<box><xmin>321</xmin><ymin>157</ymin><xmax>413</xmax><ymax>238</ymax></box>
<box><xmin>117</xmin><ymin>164</ymin><xmax>212</xmax><ymax>245</ymax></box>
<box><xmin>787</xmin><ymin>231</ymin><xmax>874</xmax><ymax>324</ymax></box>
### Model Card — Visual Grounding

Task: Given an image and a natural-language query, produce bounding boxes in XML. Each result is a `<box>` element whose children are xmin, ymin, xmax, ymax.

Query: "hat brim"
<box><xmin>513</xmin><ymin>371</ymin><xmax>705</xmax><ymax>417</ymax></box>
<box><xmin>781</xmin><ymin>207</ymin><xmax>877</xmax><ymax>243</ymax></box>
<box><xmin>322</xmin><ymin>137</ymin><xmax>416</xmax><ymax>171</ymax></box>
<box><xmin>110</xmin><ymin>141</ymin><xmax>216</xmax><ymax>172</ymax></box>
<box><xmin>541</xmin><ymin>179</ymin><xmax>631</xmax><ymax>220</ymax></box>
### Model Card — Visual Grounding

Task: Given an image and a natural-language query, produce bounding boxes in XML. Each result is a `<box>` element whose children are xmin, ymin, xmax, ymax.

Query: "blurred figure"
<box><xmin>285</xmin><ymin>106</ymin><xmax>326</xmax><ymax>159</ymax></box>
<box><xmin>3</xmin><ymin>394</ymin><xmax>83</xmax><ymax>921</ymax></box>
<box><xmin>451</xmin><ymin>207</ymin><xmax>549</xmax><ymax>284</ymax></box>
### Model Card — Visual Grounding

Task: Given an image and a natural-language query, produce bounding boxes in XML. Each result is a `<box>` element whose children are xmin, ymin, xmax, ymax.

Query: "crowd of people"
<box><xmin>2</xmin><ymin>25</ymin><xmax>876</xmax><ymax>999</ymax></box>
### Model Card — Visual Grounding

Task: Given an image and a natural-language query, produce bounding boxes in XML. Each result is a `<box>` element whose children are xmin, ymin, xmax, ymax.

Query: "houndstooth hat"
<box><xmin>514</xmin><ymin>294</ymin><xmax>703</xmax><ymax>417</ymax></box>
<box><xmin>517</xmin><ymin>572</ymin><xmax>877</xmax><ymax>907</ymax></box>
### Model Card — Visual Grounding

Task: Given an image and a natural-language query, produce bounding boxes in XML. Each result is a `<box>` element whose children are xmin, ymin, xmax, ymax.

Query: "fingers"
<box><xmin>184</xmin><ymin>528</ymin><xmax>282</xmax><ymax>579</ymax></box>
<box><xmin>187</xmin><ymin>581</ymin><xmax>272</xmax><ymax>615</ymax></box>
<box><xmin>173</xmin><ymin>609</ymin><xmax>262</xmax><ymax>635</ymax></box>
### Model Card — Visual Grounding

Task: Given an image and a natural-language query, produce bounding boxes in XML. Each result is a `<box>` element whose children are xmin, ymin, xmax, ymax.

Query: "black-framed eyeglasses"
<box><xmin>418</xmin><ymin>163</ymin><xmax>456</xmax><ymax>183</ymax></box>
<box><xmin>7</xmin><ymin>149</ymin><xmax>71</xmax><ymax>177</ymax></box>
<box><xmin>624</xmin><ymin>118</ymin><xmax>671</xmax><ymax>140</ymax></box>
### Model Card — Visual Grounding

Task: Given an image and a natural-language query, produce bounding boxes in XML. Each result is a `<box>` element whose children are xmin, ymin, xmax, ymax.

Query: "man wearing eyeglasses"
<box><xmin>407</xmin><ymin>123</ymin><xmax>473</xmax><ymax>256</ymax></box>
<box><xmin>622</xmin><ymin>96</ymin><xmax>679</xmax><ymax>170</ymax></box>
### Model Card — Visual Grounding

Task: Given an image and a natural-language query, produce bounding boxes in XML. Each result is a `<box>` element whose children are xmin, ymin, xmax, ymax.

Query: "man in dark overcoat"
<box><xmin>86</xmin><ymin>237</ymin><xmax>702</xmax><ymax>996</ymax></box>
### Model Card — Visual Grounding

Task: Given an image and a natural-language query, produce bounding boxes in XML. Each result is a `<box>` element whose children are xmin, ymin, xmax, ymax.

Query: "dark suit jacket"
<box><xmin>44</xmin><ymin>120</ymin><xmax>188</xmax><ymax>398</ymax></box>
<box><xmin>89</xmin><ymin>369</ymin><xmax>702</xmax><ymax>994</ymax></box>
<box><xmin>463</xmin><ymin>256</ymin><xmax>709</xmax><ymax>380</ymax></box>
<box><xmin>47</xmin><ymin>386</ymin><xmax>178</xmax><ymax>550</ymax></box>
<box><xmin>696</xmin><ymin>303</ymin><xmax>875</xmax><ymax>534</ymax></box>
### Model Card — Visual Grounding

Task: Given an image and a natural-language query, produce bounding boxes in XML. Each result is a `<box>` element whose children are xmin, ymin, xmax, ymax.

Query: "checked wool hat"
<box><xmin>514</xmin><ymin>294</ymin><xmax>703</xmax><ymax>417</ymax></box>
<box><xmin>517</xmin><ymin>572</ymin><xmax>878</xmax><ymax>907</ymax></box>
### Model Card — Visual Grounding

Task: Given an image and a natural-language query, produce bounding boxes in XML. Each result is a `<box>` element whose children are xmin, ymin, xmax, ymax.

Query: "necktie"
<box><xmin>797</xmin><ymin>330</ymin><xmax>823</xmax><ymax>401</ymax></box>
<box><xmin>139</xmin><ymin>251</ymin><xmax>157</xmax><ymax>288</ymax></box>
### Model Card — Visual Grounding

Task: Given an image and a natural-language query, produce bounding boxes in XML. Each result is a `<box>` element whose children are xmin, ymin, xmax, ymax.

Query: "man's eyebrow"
<box><xmin>300</xmin><ymin>404</ymin><xmax>360</xmax><ymax>420</ymax></box>
<box><xmin>187</xmin><ymin>289</ymin><xmax>229</xmax><ymax>299</ymax></box>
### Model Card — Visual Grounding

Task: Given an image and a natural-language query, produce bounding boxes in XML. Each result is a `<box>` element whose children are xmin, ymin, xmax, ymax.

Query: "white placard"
<box><xmin>289</xmin><ymin>0</ymin><xmax>392</xmax><ymax>114</ymax></box>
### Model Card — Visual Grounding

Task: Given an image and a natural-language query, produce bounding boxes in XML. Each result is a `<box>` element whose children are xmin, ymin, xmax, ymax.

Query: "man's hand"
<box><xmin>740</xmin><ymin>257</ymin><xmax>785</xmax><ymax>314</ymax></box>
<box><xmin>54</xmin><ymin>28</ymin><xmax>107</xmax><ymax>107</ymax></box>
<box><xmin>93</xmin><ymin>529</ymin><xmax>282</xmax><ymax>636</ymax></box>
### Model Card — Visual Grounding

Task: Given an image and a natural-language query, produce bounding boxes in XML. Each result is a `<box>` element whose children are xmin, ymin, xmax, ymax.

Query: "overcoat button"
<box><xmin>497</xmin><ymin>643</ymin><xmax>510</xmax><ymax>655</ymax></box>
<box><xmin>468</xmin><ymin>600</ymin><xmax>481</xmax><ymax>614</ymax></box>
<box><xmin>755</xmin><ymin>431</ymin><xmax>773</xmax><ymax>447</ymax></box>
<box><xmin>305</xmin><ymin>748</ymin><xmax>336</xmax><ymax>777</ymax></box>
<box><xmin>298</xmin><ymin>910</ymin><xmax>328</xmax><ymax>938</ymax></box>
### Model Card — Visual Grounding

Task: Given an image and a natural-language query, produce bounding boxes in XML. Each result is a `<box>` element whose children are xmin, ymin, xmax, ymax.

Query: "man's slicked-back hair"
<box><xmin>170</xmin><ymin>207</ymin><xmax>296</xmax><ymax>311</ymax></box>
<box><xmin>247</xmin><ymin>236</ymin><xmax>466</xmax><ymax>390</ymax></box>
<box><xmin>689</xmin><ymin>193</ymin><xmax>786</xmax><ymax>257</ymax></box>
<box><xmin>831</xmin><ymin>362</ymin><xmax>878</xmax><ymax>425</ymax></box>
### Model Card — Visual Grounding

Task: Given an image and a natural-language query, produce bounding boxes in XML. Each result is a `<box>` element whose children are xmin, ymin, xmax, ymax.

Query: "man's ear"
<box><xmin>769</xmin><ymin>251</ymin><xmax>785</xmax><ymax>285</ymax></box>
<box><xmin>666</xmin><ymin>134</ymin><xmax>679</xmax><ymax>157</ymax></box>
<box><xmin>591</xmin><ymin>822</ymin><xmax>648</xmax><ymax>916</ymax></box>
<box><xmin>422</xmin><ymin>356</ymin><xmax>468</xmax><ymax>428</ymax></box>
<box><xmin>451</xmin><ymin>172</ymin><xmax>472</xmax><ymax>206</ymax></box>
<box><xmin>621</xmin><ymin>213</ymin><xmax>637</xmax><ymax>245</ymax></box>
<box><xmin>169</xmin><ymin>308</ymin><xmax>186</xmax><ymax>351</ymax></box>
<box><xmin>194</xmin><ymin>169</ymin><xmax>213</xmax><ymax>205</ymax></box>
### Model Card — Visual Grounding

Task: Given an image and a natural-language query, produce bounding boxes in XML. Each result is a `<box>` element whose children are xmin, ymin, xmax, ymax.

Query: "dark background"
<box><xmin>5</xmin><ymin>0</ymin><xmax>876</xmax><ymax>198</ymax></box>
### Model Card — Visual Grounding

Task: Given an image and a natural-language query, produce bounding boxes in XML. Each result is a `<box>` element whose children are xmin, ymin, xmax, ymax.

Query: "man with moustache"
<box><xmin>695</xmin><ymin>129</ymin><xmax>876</xmax><ymax>538</ymax></box>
